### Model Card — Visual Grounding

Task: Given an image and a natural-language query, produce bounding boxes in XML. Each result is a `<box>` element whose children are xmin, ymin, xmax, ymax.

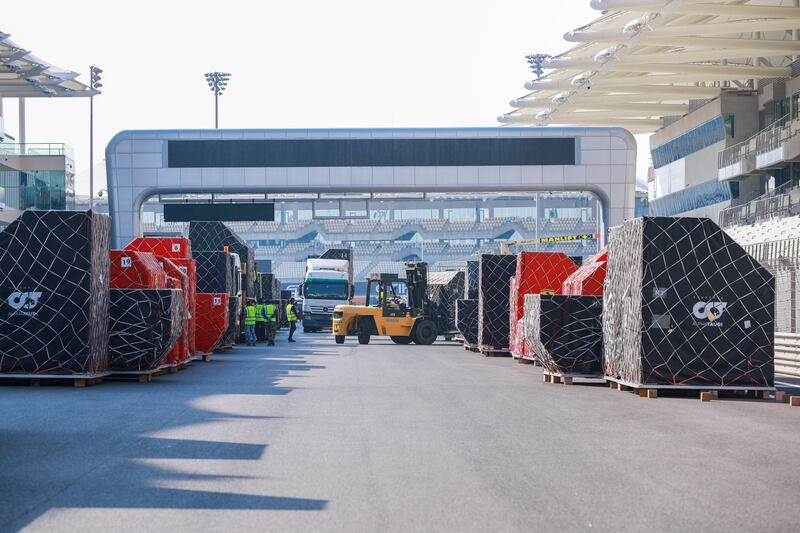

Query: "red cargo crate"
<box><xmin>561</xmin><ymin>249</ymin><xmax>608</xmax><ymax>296</ymax></box>
<box><xmin>126</xmin><ymin>237</ymin><xmax>192</xmax><ymax>260</ymax></box>
<box><xmin>195</xmin><ymin>293</ymin><xmax>230</xmax><ymax>354</ymax></box>
<box><xmin>110</xmin><ymin>250</ymin><xmax>169</xmax><ymax>289</ymax></box>
<box><xmin>509</xmin><ymin>252</ymin><xmax>578</xmax><ymax>361</ymax></box>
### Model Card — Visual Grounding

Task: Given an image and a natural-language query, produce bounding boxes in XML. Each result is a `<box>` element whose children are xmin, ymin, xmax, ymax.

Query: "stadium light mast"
<box><xmin>89</xmin><ymin>65</ymin><xmax>103</xmax><ymax>210</ymax></box>
<box><xmin>525</xmin><ymin>53</ymin><xmax>551</xmax><ymax>79</ymax></box>
<box><xmin>204</xmin><ymin>72</ymin><xmax>231</xmax><ymax>128</ymax></box>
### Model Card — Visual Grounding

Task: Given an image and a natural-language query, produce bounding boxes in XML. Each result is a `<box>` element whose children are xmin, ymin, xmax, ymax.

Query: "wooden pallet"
<box><xmin>479</xmin><ymin>349</ymin><xmax>511</xmax><ymax>358</ymax></box>
<box><xmin>463</xmin><ymin>343</ymin><xmax>480</xmax><ymax>353</ymax></box>
<box><xmin>0</xmin><ymin>373</ymin><xmax>108</xmax><ymax>388</ymax></box>
<box><xmin>106</xmin><ymin>368</ymin><xmax>162</xmax><ymax>383</ymax></box>
<box><xmin>605</xmin><ymin>378</ymin><xmax>780</xmax><ymax>402</ymax></box>
<box><xmin>543</xmin><ymin>372</ymin><xmax>603</xmax><ymax>385</ymax></box>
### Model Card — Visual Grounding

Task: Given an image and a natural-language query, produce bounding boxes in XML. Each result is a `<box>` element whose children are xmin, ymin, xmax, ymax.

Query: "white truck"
<box><xmin>300</xmin><ymin>249</ymin><xmax>353</xmax><ymax>332</ymax></box>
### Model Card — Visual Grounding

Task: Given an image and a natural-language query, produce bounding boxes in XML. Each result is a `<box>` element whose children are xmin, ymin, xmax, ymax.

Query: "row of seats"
<box><xmin>724</xmin><ymin>215</ymin><xmax>800</xmax><ymax>246</ymax></box>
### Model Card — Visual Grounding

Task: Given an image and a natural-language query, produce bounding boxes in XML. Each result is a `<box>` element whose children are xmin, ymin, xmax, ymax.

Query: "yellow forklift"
<box><xmin>332</xmin><ymin>262</ymin><xmax>440</xmax><ymax>345</ymax></box>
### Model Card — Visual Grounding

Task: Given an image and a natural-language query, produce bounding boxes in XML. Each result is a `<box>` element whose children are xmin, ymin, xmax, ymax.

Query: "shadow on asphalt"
<box><xmin>0</xmin><ymin>329</ymin><xmax>330</xmax><ymax>529</ymax></box>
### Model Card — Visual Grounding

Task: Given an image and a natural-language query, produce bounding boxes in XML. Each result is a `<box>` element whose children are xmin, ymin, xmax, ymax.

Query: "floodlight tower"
<box><xmin>89</xmin><ymin>65</ymin><xmax>103</xmax><ymax>210</ymax></box>
<box><xmin>525</xmin><ymin>54</ymin><xmax>551</xmax><ymax>79</ymax></box>
<box><xmin>204</xmin><ymin>72</ymin><xmax>231</xmax><ymax>128</ymax></box>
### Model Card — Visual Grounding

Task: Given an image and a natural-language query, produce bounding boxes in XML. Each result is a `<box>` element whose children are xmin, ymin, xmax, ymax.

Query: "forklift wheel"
<box><xmin>335</xmin><ymin>335</ymin><xmax>345</xmax><ymax>344</ymax></box>
<box><xmin>412</xmin><ymin>320</ymin><xmax>437</xmax><ymax>345</ymax></box>
<box><xmin>390</xmin><ymin>336</ymin><xmax>412</xmax><ymax>345</ymax></box>
<box><xmin>357</xmin><ymin>332</ymin><xmax>371</xmax><ymax>345</ymax></box>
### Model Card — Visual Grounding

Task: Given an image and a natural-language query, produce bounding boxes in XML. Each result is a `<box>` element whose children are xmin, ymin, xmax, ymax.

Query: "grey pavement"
<box><xmin>1</xmin><ymin>329</ymin><xmax>800</xmax><ymax>532</ymax></box>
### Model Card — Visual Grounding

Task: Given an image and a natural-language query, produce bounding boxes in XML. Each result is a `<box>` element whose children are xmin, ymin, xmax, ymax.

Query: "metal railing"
<box><xmin>755</xmin><ymin>113</ymin><xmax>797</xmax><ymax>155</ymax></box>
<box><xmin>720</xmin><ymin>182</ymin><xmax>799</xmax><ymax>227</ymax></box>
<box><xmin>0</xmin><ymin>143</ymin><xmax>73</xmax><ymax>158</ymax></box>
<box><xmin>718</xmin><ymin>136</ymin><xmax>755</xmax><ymax>169</ymax></box>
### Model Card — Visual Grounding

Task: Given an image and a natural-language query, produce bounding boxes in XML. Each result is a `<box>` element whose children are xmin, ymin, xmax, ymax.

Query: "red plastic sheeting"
<box><xmin>158</xmin><ymin>257</ymin><xmax>193</xmax><ymax>365</ymax></box>
<box><xmin>110</xmin><ymin>250</ymin><xmax>170</xmax><ymax>289</ymax></box>
<box><xmin>508</xmin><ymin>252</ymin><xmax>578</xmax><ymax>359</ymax></box>
<box><xmin>561</xmin><ymin>249</ymin><xmax>608</xmax><ymax>296</ymax></box>
<box><xmin>195</xmin><ymin>293</ymin><xmax>230</xmax><ymax>354</ymax></box>
<box><xmin>125</xmin><ymin>237</ymin><xmax>192</xmax><ymax>260</ymax></box>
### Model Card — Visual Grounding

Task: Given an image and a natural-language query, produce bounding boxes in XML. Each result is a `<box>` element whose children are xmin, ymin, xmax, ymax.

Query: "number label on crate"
<box><xmin>178</xmin><ymin>266</ymin><xmax>188</xmax><ymax>274</ymax></box>
<box><xmin>121</xmin><ymin>256</ymin><xmax>132</xmax><ymax>268</ymax></box>
<box><xmin>213</xmin><ymin>296</ymin><xmax>222</xmax><ymax>305</ymax></box>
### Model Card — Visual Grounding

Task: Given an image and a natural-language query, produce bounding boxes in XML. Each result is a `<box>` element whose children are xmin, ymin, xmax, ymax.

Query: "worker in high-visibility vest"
<box><xmin>255</xmin><ymin>301</ymin><xmax>267</xmax><ymax>343</ymax></box>
<box><xmin>244</xmin><ymin>299</ymin><xmax>258</xmax><ymax>346</ymax></box>
<box><xmin>264</xmin><ymin>301</ymin><xmax>277</xmax><ymax>346</ymax></box>
<box><xmin>286</xmin><ymin>297</ymin><xmax>298</xmax><ymax>343</ymax></box>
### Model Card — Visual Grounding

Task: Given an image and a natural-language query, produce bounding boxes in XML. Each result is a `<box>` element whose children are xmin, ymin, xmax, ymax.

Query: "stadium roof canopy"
<box><xmin>499</xmin><ymin>0</ymin><xmax>800</xmax><ymax>133</ymax></box>
<box><xmin>0</xmin><ymin>31</ymin><xmax>95</xmax><ymax>98</ymax></box>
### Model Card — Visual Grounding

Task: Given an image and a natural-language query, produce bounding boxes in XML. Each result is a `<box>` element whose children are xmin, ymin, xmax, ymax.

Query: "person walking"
<box><xmin>286</xmin><ymin>297</ymin><xmax>298</xmax><ymax>343</ymax></box>
<box><xmin>265</xmin><ymin>300</ymin><xmax>277</xmax><ymax>346</ymax></box>
<box><xmin>244</xmin><ymin>299</ymin><xmax>258</xmax><ymax>346</ymax></box>
<box><xmin>255</xmin><ymin>300</ymin><xmax>267</xmax><ymax>343</ymax></box>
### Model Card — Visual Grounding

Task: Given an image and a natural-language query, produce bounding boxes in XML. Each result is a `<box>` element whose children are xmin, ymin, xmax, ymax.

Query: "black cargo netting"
<box><xmin>222</xmin><ymin>297</ymin><xmax>239</xmax><ymax>347</ymax></box>
<box><xmin>603</xmin><ymin>217</ymin><xmax>775</xmax><ymax>387</ymax></box>
<box><xmin>0</xmin><ymin>210</ymin><xmax>111</xmax><ymax>375</ymax></box>
<box><xmin>261</xmin><ymin>273</ymin><xmax>281</xmax><ymax>300</ymax></box>
<box><xmin>465</xmin><ymin>260</ymin><xmax>479</xmax><ymax>299</ymax></box>
<box><xmin>189</xmin><ymin>222</ymin><xmax>255</xmax><ymax>296</ymax></box>
<box><xmin>456</xmin><ymin>299</ymin><xmax>479</xmax><ymax>346</ymax></box>
<box><xmin>477</xmin><ymin>254</ymin><xmax>517</xmax><ymax>350</ymax></box>
<box><xmin>525</xmin><ymin>294</ymin><xmax>603</xmax><ymax>376</ymax></box>
<box><xmin>427</xmin><ymin>270</ymin><xmax>465</xmax><ymax>334</ymax></box>
<box><xmin>194</xmin><ymin>252</ymin><xmax>233</xmax><ymax>295</ymax></box>
<box><xmin>109</xmin><ymin>288</ymin><xmax>183</xmax><ymax>372</ymax></box>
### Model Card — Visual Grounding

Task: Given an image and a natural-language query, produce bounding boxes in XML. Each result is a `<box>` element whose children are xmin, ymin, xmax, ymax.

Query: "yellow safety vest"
<box><xmin>255</xmin><ymin>304</ymin><xmax>266</xmax><ymax>322</ymax></box>
<box><xmin>286</xmin><ymin>303</ymin><xmax>297</xmax><ymax>322</ymax></box>
<box><xmin>244</xmin><ymin>305</ymin><xmax>257</xmax><ymax>326</ymax></box>
<box><xmin>266</xmin><ymin>303</ymin><xmax>277</xmax><ymax>322</ymax></box>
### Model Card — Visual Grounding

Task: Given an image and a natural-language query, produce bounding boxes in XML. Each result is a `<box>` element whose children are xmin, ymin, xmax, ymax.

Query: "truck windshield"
<box><xmin>305</xmin><ymin>280</ymin><xmax>348</xmax><ymax>300</ymax></box>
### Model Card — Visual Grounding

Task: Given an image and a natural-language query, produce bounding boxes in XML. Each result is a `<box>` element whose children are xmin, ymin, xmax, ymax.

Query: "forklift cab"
<box><xmin>365</xmin><ymin>273</ymin><xmax>407</xmax><ymax>318</ymax></box>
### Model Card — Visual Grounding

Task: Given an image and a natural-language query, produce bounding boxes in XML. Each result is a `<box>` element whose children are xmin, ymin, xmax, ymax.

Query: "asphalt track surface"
<box><xmin>2</xmin><ymin>329</ymin><xmax>800</xmax><ymax>532</ymax></box>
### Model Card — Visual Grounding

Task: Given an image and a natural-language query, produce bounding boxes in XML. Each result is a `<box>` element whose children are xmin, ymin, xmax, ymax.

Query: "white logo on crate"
<box><xmin>213</xmin><ymin>296</ymin><xmax>222</xmax><ymax>305</ymax></box>
<box><xmin>172</xmin><ymin>243</ymin><xmax>181</xmax><ymax>252</ymax></box>
<box><xmin>121</xmin><ymin>256</ymin><xmax>132</xmax><ymax>268</ymax></box>
<box><xmin>8</xmin><ymin>291</ymin><xmax>42</xmax><ymax>313</ymax></box>
<box><xmin>692</xmin><ymin>301</ymin><xmax>727</xmax><ymax>324</ymax></box>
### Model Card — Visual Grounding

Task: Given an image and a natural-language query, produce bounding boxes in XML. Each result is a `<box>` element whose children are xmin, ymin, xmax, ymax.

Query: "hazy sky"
<box><xmin>3</xmin><ymin>0</ymin><xmax>648</xmax><ymax>195</ymax></box>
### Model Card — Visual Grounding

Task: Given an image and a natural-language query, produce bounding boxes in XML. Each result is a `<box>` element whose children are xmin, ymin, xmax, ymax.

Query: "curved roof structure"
<box><xmin>0</xmin><ymin>31</ymin><xmax>95</xmax><ymax>97</ymax></box>
<box><xmin>499</xmin><ymin>0</ymin><xmax>800</xmax><ymax>133</ymax></box>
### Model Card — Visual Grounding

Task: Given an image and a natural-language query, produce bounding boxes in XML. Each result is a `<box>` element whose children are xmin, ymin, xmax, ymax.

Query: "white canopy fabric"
<box><xmin>0</xmin><ymin>31</ymin><xmax>95</xmax><ymax>98</ymax></box>
<box><xmin>500</xmin><ymin>0</ymin><xmax>800</xmax><ymax>133</ymax></box>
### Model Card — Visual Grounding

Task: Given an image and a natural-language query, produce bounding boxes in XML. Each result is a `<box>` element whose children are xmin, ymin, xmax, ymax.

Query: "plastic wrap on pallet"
<box><xmin>109</xmin><ymin>288</ymin><xmax>183</xmax><ymax>372</ymax></box>
<box><xmin>509</xmin><ymin>276</ymin><xmax>520</xmax><ymax>354</ymax></box>
<box><xmin>189</xmin><ymin>222</ymin><xmax>255</xmax><ymax>297</ymax></box>
<box><xmin>427</xmin><ymin>270</ymin><xmax>465</xmax><ymax>334</ymax></box>
<box><xmin>525</xmin><ymin>294</ymin><xmax>603</xmax><ymax>377</ymax></box>
<box><xmin>110</xmin><ymin>250</ymin><xmax>169</xmax><ymax>289</ymax></box>
<box><xmin>603</xmin><ymin>217</ymin><xmax>775</xmax><ymax>388</ymax></box>
<box><xmin>158</xmin><ymin>258</ymin><xmax>193</xmax><ymax>364</ymax></box>
<box><xmin>456</xmin><ymin>299</ymin><xmax>479</xmax><ymax>346</ymax></box>
<box><xmin>0</xmin><ymin>210</ymin><xmax>111</xmax><ymax>375</ymax></box>
<box><xmin>221</xmin><ymin>296</ymin><xmax>240</xmax><ymax>348</ymax></box>
<box><xmin>194</xmin><ymin>251</ymin><xmax>233</xmax><ymax>295</ymax></box>
<box><xmin>477</xmin><ymin>254</ymin><xmax>517</xmax><ymax>351</ymax></box>
<box><xmin>561</xmin><ymin>249</ymin><xmax>607</xmax><ymax>296</ymax></box>
<box><xmin>465</xmin><ymin>260</ymin><xmax>479</xmax><ymax>299</ymax></box>
<box><xmin>195</xmin><ymin>293</ymin><xmax>230</xmax><ymax>353</ymax></box>
<box><xmin>125</xmin><ymin>237</ymin><xmax>192</xmax><ymax>260</ymax></box>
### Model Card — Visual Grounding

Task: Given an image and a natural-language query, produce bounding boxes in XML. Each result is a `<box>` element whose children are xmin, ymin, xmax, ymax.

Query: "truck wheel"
<box><xmin>357</xmin><ymin>332</ymin><xmax>371</xmax><ymax>345</ymax></box>
<box><xmin>412</xmin><ymin>320</ymin><xmax>437</xmax><ymax>345</ymax></box>
<box><xmin>390</xmin><ymin>336</ymin><xmax>412</xmax><ymax>345</ymax></box>
<box><xmin>335</xmin><ymin>335</ymin><xmax>345</xmax><ymax>344</ymax></box>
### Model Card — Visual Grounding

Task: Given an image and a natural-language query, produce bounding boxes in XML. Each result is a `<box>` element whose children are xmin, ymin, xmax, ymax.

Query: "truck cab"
<box><xmin>301</xmin><ymin>257</ymin><xmax>353</xmax><ymax>332</ymax></box>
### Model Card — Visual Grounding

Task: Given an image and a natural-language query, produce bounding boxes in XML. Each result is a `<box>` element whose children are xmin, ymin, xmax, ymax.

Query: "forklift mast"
<box><xmin>404</xmin><ymin>262</ymin><xmax>428</xmax><ymax>316</ymax></box>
